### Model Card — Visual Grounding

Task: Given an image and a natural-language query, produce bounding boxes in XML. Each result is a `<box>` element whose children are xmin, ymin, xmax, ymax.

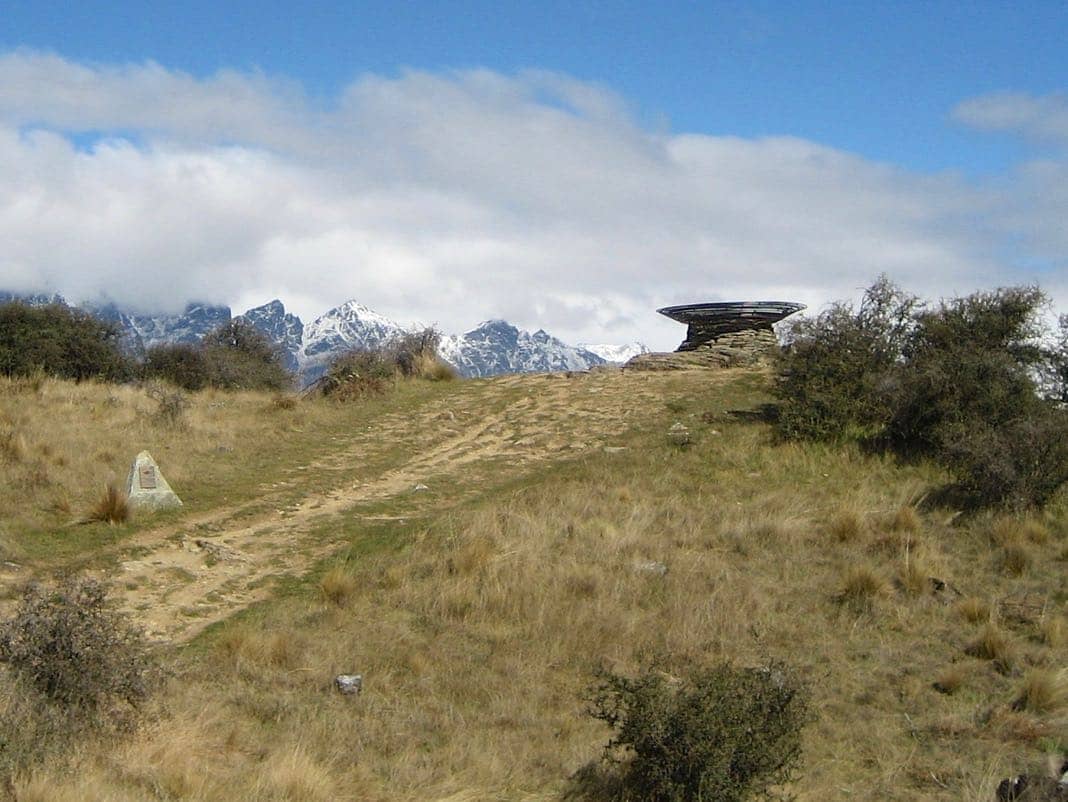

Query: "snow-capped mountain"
<box><xmin>300</xmin><ymin>300</ymin><xmax>405</xmax><ymax>369</ymax></box>
<box><xmin>127</xmin><ymin>303</ymin><xmax>232</xmax><ymax>350</ymax></box>
<box><xmin>2</xmin><ymin>291</ymin><xmax>625</xmax><ymax>381</ymax></box>
<box><xmin>579</xmin><ymin>342</ymin><xmax>649</xmax><ymax>364</ymax></box>
<box><xmin>235</xmin><ymin>300</ymin><xmax>304</xmax><ymax>372</ymax></box>
<box><xmin>0</xmin><ymin>291</ymin><xmax>66</xmax><ymax>307</ymax></box>
<box><xmin>440</xmin><ymin>320</ymin><xmax>606</xmax><ymax>377</ymax></box>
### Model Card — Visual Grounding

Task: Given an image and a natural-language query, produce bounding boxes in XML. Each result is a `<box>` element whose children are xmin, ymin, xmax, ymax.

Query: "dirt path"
<box><xmin>110</xmin><ymin>368</ymin><xmax>688</xmax><ymax>643</ymax></box>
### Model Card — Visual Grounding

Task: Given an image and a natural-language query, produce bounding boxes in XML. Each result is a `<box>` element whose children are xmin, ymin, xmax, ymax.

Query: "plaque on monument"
<box><xmin>139</xmin><ymin>464</ymin><xmax>157</xmax><ymax>489</ymax></box>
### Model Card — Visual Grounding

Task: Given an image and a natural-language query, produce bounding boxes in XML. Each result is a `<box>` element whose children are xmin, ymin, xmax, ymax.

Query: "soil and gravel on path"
<box><xmin>108</xmin><ymin>368</ymin><xmax>713</xmax><ymax>643</ymax></box>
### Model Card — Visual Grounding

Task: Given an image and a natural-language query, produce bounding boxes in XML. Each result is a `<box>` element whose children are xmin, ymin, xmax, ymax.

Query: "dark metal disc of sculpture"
<box><xmin>657</xmin><ymin>301</ymin><xmax>806</xmax><ymax>351</ymax></box>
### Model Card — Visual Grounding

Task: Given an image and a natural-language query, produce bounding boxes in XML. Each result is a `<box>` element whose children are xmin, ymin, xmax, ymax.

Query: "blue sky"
<box><xmin>1</xmin><ymin>2</ymin><xmax>1067</xmax><ymax>347</ymax></box>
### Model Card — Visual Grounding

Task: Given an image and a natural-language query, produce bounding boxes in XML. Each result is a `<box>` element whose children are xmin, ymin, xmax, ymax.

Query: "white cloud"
<box><xmin>0</xmin><ymin>51</ymin><xmax>1065</xmax><ymax>350</ymax></box>
<box><xmin>954</xmin><ymin>92</ymin><xmax>1068</xmax><ymax>145</ymax></box>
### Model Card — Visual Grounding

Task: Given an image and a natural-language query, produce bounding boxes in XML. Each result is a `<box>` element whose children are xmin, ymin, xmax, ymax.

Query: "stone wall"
<box><xmin>625</xmin><ymin>327</ymin><xmax>780</xmax><ymax>371</ymax></box>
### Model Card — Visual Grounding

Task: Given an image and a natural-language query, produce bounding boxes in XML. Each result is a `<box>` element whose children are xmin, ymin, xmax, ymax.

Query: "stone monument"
<box><xmin>124</xmin><ymin>451</ymin><xmax>183</xmax><ymax>512</ymax></box>
<box><xmin>626</xmin><ymin>301</ymin><xmax>805</xmax><ymax>370</ymax></box>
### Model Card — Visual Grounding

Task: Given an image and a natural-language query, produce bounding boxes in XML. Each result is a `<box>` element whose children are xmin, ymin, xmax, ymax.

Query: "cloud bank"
<box><xmin>0</xmin><ymin>51</ymin><xmax>1065</xmax><ymax>349</ymax></box>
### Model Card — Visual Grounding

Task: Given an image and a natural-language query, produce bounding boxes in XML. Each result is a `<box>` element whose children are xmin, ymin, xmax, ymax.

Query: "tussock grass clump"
<box><xmin>1040</xmin><ymin>615</ymin><xmax>1066</xmax><ymax>648</ymax></box>
<box><xmin>836</xmin><ymin>565</ymin><xmax>887</xmax><ymax>612</ymax></box>
<box><xmin>828</xmin><ymin>508</ymin><xmax>866</xmax><ymax>543</ymax></box>
<box><xmin>999</xmin><ymin>542</ymin><xmax>1032</xmax><ymax>576</ymax></box>
<box><xmin>966</xmin><ymin>622</ymin><xmax>1015</xmax><ymax>670</ymax></box>
<box><xmin>0</xmin><ymin>426</ymin><xmax>26</xmax><ymax>463</ymax></box>
<box><xmin>254</xmin><ymin>746</ymin><xmax>337</xmax><ymax>802</ymax></box>
<box><xmin>216</xmin><ymin>626</ymin><xmax>305</xmax><ymax>671</ymax></box>
<box><xmin>989</xmin><ymin>516</ymin><xmax>1029</xmax><ymax>547</ymax></box>
<box><xmin>1012</xmin><ymin>669</ymin><xmax>1067</xmax><ymax>714</ymax></box>
<box><xmin>85</xmin><ymin>483</ymin><xmax>129</xmax><ymax>525</ymax></box>
<box><xmin>319</xmin><ymin>566</ymin><xmax>357</xmax><ymax>607</ymax></box>
<box><xmin>956</xmin><ymin>597</ymin><xmax>992</xmax><ymax>624</ymax></box>
<box><xmin>890</xmin><ymin>505</ymin><xmax>921</xmax><ymax>533</ymax></box>
<box><xmin>899</xmin><ymin>548</ymin><xmax>933</xmax><ymax>596</ymax></box>
<box><xmin>933</xmin><ymin>665</ymin><xmax>966</xmax><ymax>695</ymax></box>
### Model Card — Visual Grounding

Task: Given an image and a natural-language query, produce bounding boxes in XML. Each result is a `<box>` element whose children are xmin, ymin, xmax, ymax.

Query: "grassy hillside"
<box><xmin>1</xmin><ymin>367</ymin><xmax>1065</xmax><ymax>800</ymax></box>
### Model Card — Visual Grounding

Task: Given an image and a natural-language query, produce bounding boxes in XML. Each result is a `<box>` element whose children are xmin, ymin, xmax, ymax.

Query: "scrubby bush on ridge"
<box><xmin>142</xmin><ymin>342</ymin><xmax>210</xmax><ymax>391</ymax></box>
<box><xmin>775</xmin><ymin>278</ymin><xmax>1068</xmax><ymax>509</ymax></box>
<box><xmin>320</xmin><ymin>327</ymin><xmax>456</xmax><ymax>400</ymax></box>
<box><xmin>0</xmin><ymin>301</ymin><xmax>132</xmax><ymax>383</ymax></box>
<box><xmin>775</xmin><ymin>277</ymin><xmax>919</xmax><ymax>441</ymax></box>
<box><xmin>142</xmin><ymin>320</ymin><xmax>291</xmax><ymax>392</ymax></box>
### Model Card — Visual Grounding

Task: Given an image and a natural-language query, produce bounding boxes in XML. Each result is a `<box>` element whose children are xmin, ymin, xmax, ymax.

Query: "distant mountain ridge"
<box><xmin>1</xmin><ymin>292</ymin><xmax>616</xmax><ymax>381</ymax></box>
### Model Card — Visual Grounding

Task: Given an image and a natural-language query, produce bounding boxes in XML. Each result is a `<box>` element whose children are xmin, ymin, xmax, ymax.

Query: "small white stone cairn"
<box><xmin>124</xmin><ymin>451</ymin><xmax>183</xmax><ymax>512</ymax></box>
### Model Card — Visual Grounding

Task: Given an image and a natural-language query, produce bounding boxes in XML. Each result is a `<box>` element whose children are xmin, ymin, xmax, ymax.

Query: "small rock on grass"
<box><xmin>335</xmin><ymin>674</ymin><xmax>363</xmax><ymax>695</ymax></box>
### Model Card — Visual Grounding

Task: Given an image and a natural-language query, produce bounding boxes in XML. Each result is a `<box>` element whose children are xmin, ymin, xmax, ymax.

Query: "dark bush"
<box><xmin>386</xmin><ymin>327</ymin><xmax>453</xmax><ymax>378</ymax></box>
<box><xmin>321</xmin><ymin>348</ymin><xmax>395</xmax><ymax>400</ymax></box>
<box><xmin>142</xmin><ymin>343</ymin><xmax>210</xmax><ymax>391</ymax></box>
<box><xmin>0</xmin><ymin>301</ymin><xmax>131</xmax><ymax>382</ymax></box>
<box><xmin>0</xmin><ymin>577</ymin><xmax>153</xmax><ymax>715</ymax></box>
<box><xmin>939</xmin><ymin>407</ymin><xmax>1068</xmax><ymax>510</ymax></box>
<box><xmin>580</xmin><ymin>662</ymin><xmax>809</xmax><ymax>802</ymax></box>
<box><xmin>886</xmin><ymin>286</ymin><xmax>1049</xmax><ymax>455</ymax></box>
<box><xmin>776</xmin><ymin>280</ymin><xmax>1068</xmax><ymax>509</ymax></box>
<box><xmin>320</xmin><ymin>327</ymin><xmax>455</xmax><ymax>400</ymax></box>
<box><xmin>774</xmin><ymin>277</ymin><xmax>919</xmax><ymax>440</ymax></box>
<box><xmin>201</xmin><ymin>320</ymin><xmax>291</xmax><ymax>392</ymax></box>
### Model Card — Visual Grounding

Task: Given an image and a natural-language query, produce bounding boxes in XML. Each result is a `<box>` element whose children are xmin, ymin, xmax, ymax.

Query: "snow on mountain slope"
<box><xmin>440</xmin><ymin>320</ymin><xmax>606</xmax><ymax>378</ymax></box>
<box><xmin>299</xmin><ymin>300</ymin><xmax>406</xmax><ymax>368</ymax></box>
<box><xmin>128</xmin><ymin>303</ymin><xmax>232</xmax><ymax>350</ymax></box>
<box><xmin>578</xmin><ymin>342</ymin><xmax>649</xmax><ymax>364</ymax></box>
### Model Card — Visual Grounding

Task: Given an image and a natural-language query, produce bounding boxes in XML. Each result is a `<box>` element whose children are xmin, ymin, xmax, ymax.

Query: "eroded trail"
<box><xmin>112</xmin><ymin>369</ymin><xmax>690</xmax><ymax>642</ymax></box>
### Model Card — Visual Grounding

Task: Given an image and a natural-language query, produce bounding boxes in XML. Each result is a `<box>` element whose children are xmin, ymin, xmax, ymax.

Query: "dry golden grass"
<box><xmin>956</xmin><ymin>596</ymin><xmax>992</xmax><ymax>624</ymax></box>
<box><xmin>836</xmin><ymin>564</ymin><xmax>887</xmax><ymax>612</ymax></box>
<box><xmin>966</xmin><ymin>622</ymin><xmax>1015</xmax><ymax>669</ymax></box>
<box><xmin>0</xmin><ymin>373</ymin><xmax>436</xmax><ymax>551</ymax></box>
<box><xmin>999</xmin><ymin>542</ymin><xmax>1032</xmax><ymax>576</ymax></box>
<box><xmin>932</xmin><ymin>664</ymin><xmax>966</xmax><ymax>695</ymax></box>
<box><xmin>827</xmin><ymin>508</ymin><xmax>867</xmax><ymax>543</ymax></box>
<box><xmin>890</xmin><ymin>504</ymin><xmax>921</xmax><ymax>533</ymax></box>
<box><xmin>1040</xmin><ymin>614</ymin><xmax>1067</xmax><ymax>648</ymax></box>
<box><xmin>1013</xmin><ymin>669</ymin><xmax>1067</xmax><ymax>714</ymax></box>
<box><xmin>2</xmin><ymin>368</ymin><xmax>1065</xmax><ymax>801</ymax></box>
<box><xmin>84</xmin><ymin>482</ymin><xmax>130</xmax><ymax>525</ymax></box>
<box><xmin>319</xmin><ymin>565</ymin><xmax>358</xmax><ymax>606</ymax></box>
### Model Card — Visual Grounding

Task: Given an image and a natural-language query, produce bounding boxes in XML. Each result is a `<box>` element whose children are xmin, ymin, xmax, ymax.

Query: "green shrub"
<box><xmin>776</xmin><ymin>280</ymin><xmax>1068</xmax><ymax>510</ymax></box>
<box><xmin>580</xmin><ymin>662</ymin><xmax>809</xmax><ymax>802</ymax></box>
<box><xmin>774</xmin><ymin>276</ymin><xmax>918</xmax><ymax>441</ymax></box>
<box><xmin>886</xmin><ymin>286</ymin><xmax>1048</xmax><ymax>455</ymax></box>
<box><xmin>142</xmin><ymin>343</ymin><xmax>210</xmax><ymax>391</ymax></box>
<box><xmin>0</xmin><ymin>577</ymin><xmax>153</xmax><ymax>715</ymax></box>
<box><xmin>0</xmin><ymin>302</ymin><xmax>131</xmax><ymax>382</ymax></box>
